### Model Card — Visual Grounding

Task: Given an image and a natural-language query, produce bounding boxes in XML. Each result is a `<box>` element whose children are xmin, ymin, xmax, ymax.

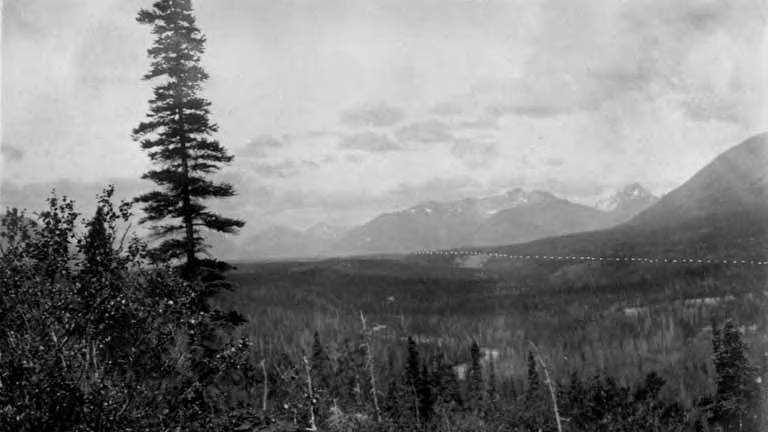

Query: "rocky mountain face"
<box><xmin>596</xmin><ymin>183</ymin><xmax>659</xmax><ymax>224</ymax></box>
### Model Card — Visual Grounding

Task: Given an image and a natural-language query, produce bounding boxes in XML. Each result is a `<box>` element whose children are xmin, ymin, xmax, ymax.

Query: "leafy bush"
<box><xmin>0</xmin><ymin>188</ymin><xmax>257</xmax><ymax>431</ymax></box>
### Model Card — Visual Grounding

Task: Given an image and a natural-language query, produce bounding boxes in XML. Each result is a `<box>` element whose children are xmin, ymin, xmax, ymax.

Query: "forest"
<box><xmin>1</xmin><ymin>188</ymin><xmax>766</xmax><ymax>431</ymax></box>
<box><xmin>2</xmin><ymin>0</ymin><xmax>767</xmax><ymax>431</ymax></box>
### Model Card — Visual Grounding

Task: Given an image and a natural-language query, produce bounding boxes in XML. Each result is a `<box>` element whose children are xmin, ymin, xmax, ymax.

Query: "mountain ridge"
<box><xmin>469</xmin><ymin>133</ymin><xmax>768</xmax><ymax>260</ymax></box>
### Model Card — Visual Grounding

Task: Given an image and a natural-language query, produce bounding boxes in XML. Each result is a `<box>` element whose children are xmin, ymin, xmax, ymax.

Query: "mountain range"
<box><xmin>6</xmin><ymin>134</ymin><xmax>763</xmax><ymax>262</ymax></box>
<box><xmin>237</xmin><ymin>133</ymin><xmax>767</xmax><ymax>260</ymax></box>
<box><xmin>219</xmin><ymin>183</ymin><xmax>659</xmax><ymax>260</ymax></box>
<box><xmin>475</xmin><ymin>133</ymin><xmax>768</xmax><ymax>260</ymax></box>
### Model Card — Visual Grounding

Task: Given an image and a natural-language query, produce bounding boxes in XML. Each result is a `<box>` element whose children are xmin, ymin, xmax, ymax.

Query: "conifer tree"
<box><xmin>406</xmin><ymin>336</ymin><xmax>421</xmax><ymax>389</ymax></box>
<box><xmin>467</xmin><ymin>340</ymin><xmax>484</xmax><ymax>411</ymax></box>
<box><xmin>710</xmin><ymin>320</ymin><xmax>760</xmax><ymax>431</ymax></box>
<box><xmin>404</xmin><ymin>336</ymin><xmax>427</xmax><ymax>424</ymax></box>
<box><xmin>487</xmin><ymin>357</ymin><xmax>498</xmax><ymax>404</ymax></box>
<box><xmin>133</xmin><ymin>0</ymin><xmax>243</xmax><ymax>290</ymax></box>
<box><xmin>526</xmin><ymin>351</ymin><xmax>540</xmax><ymax>399</ymax></box>
<box><xmin>429</xmin><ymin>352</ymin><xmax>462</xmax><ymax>407</ymax></box>
<box><xmin>311</xmin><ymin>331</ymin><xmax>333</xmax><ymax>391</ymax></box>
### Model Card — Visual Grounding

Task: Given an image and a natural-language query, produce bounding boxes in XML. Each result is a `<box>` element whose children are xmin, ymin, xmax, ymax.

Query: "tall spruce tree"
<box><xmin>133</xmin><ymin>0</ymin><xmax>243</xmax><ymax>289</ymax></box>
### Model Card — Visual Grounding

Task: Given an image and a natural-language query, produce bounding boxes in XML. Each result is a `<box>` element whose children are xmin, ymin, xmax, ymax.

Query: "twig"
<box><xmin>260</xmin><ymin>359</ymin><xmax>268</xmax><ymax>413</ymax></box>
<box><xmin>529</xmin><ymin>342</ymin><xmax>563</xmax><ymax>432</ymax></box>
<box><xmin>360</xmin><ymin>311</ymin><xmax>382</xmax><ymax>422</ymax></box>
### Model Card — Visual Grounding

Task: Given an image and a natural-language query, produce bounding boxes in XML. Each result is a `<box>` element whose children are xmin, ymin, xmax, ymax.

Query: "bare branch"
<box><xmin>529</xmin><ymin>341</ymin><xmax>563</xmax><ymax>432</ymax></box>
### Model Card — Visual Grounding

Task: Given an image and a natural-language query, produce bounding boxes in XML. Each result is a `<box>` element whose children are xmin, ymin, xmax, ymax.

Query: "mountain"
<box><xmin>331</xmin><ymin>188</ymin><xmax>627</xmax><ymax>255</ymax></box>
<box><xmin>304</xmin><ymin>222</ymin><xmax>347</xmax><ymax>242</ymax></box>
<box><xmin>630</xmin><ymin>134</ymin><xmax>768</xmax><ymax>228</ymax></box>
<box><xmin>330</xmin><ymin>200</ymin><xmax>480</xmax><ymax>254</ymax></box>
<box><xmin>472</xmin><ymin>197</ymin><xmax>610</xmax><ymax>246</ymax></box>
<box><xmin>218</xmin><ymin>184</ymin><xmax>659</xmax><ymax>260</ymax></box>
<box><xmin>479</xmin><ymin>133</ymin><xmax>768</xmax><ymax>259</ymax></box>
<box><xmin>596</xmin><ymin>183</ymin><xmax>658</xmax><ymax>224</ymax></box>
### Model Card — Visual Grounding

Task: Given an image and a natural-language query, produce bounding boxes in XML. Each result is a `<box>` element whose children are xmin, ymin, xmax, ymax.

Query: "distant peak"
<box><xmin>503</xmin><ymin>188</ymin><xmax>557</xmax><ymax>202</ymax></box>
<box><xmin>619</xmin><ymin>182</ymin><xmax>652</xmax><ymax>197</ymax></box>
<box><xmin>596</xmin><ymin>183</ymin><xmax>658</xmax><ymax>213</ymax></box>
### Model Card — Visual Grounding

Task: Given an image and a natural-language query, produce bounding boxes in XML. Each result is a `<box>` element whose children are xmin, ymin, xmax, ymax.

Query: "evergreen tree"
<box><xmin>429</xmin><ymin>352</ymin><xmax>463</xmax><ymax>408</ymax></box>
<box><xmin>133</xmin><ymin>0</ymin><xmax>243</xmax><ymax>292</ymax></box>
<box><xmin>406</xmin><ymin>336</ymin><xmax>421</xmax><ymax>390</ymax></box>
<box><xmin>467</xmin><ymin>340</ymin><xmax>484</xmax><ymax>411</ymax></box>
<box><xmin>403</xmin><ymin>336</ymin><xmax>428</xmax><ymax>425</ymax></box>
<box><xmin>710</xmin><ymin>320</ymin><xmax>761</xmax><ymax>431</ymax></box>
<box><xmin>419</xmin><ymin>363</ymin><xmax>434</xmax><ymax>423</ymax></box>
<box><xmin>334</xmin><ymin>337</ymin><xmax>367</xmax><ymax>411</ymax></box>
<box><xmin>310</xmin><ymin>332</ymin><xmax>333</xmax><ymax>427</ymax></box>
<box><xmin>526</xmin><ymin>350</ymin><xmax>540</xmax><ymax>399</ymax></box>
<box><xmin>311</xmin><ymin>331</ymin><xmax>333</xmax><ymax>391</ymax></box>
<box><xmin>384</xmin><ymin>378</ymin><xmax>417</xmax><ymax>432</ymax></box>
<box><xmin>487</xmin><ymin>357</ymin><xmax>498</xmax><ymax>404</ymax></box>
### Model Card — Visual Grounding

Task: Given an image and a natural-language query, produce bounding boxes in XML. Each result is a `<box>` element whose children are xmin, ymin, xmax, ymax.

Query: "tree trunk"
<box><xmin>177</xmin><ymin>102</ymin><xmax>196</xmax><ymax>275</ymax></box>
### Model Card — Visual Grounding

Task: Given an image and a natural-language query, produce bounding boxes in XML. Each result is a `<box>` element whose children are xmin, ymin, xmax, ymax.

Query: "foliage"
<box><xmin>0</xmin><ymin>190</ymin><xmax>256</xmax><ymax>431</ymax></box>
<box><xmin>709</xmin><ymin>320</ymin><xmax>762</xmax><ymax>431</ymax></box>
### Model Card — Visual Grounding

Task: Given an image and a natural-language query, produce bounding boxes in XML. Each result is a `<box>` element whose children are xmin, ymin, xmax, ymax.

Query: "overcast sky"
<box><xmin>2</xmin><ymin>0</ymin><xmax>767</xmax><ymax>232</ymax></box>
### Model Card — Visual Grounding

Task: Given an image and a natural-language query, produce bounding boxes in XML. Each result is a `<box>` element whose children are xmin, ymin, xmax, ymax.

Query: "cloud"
<box><xmin>544</xmin><ymin>157</ymin><xmax>564</xmax><ymax>167</ymax></box>
<box><xmin>450</xmin><ymin>138</ymin><xmax>499</xmax><ymax>169</ymax></box>
<box><xmin>345</xmin><ymin>154</ymin><xmax>365</xmax><ymax>163</ymax></box>
<box><xmin>486</xmin><ymin>104</ymin><xmax>569</xmax><ymax>119</ymax></box>
<box><xmin>395</xmin><ymin>119</ymin><xmax>452</xmax><ymax>144</ymax></box>
<box><xmin>340</xmin><ymin>103</ymin><xmax>405</xmax><ymax>127</ymax></box>
<box><xmin>301</xmin><ymin>130</ymin><xmax>341</xmax><ymax>139</ymax></box>
<box><xmin>430</xmin><ymin>101</ymin><xmax>464</xmax><ymax>117</ymax></box>
<box><xmin>338</xmin><ymin>132</ymin><xmax>401</xmax><ymax>152</ymax></box>
<box><xmin>457</xmin><ymin>118</ymin><xmax>498</xmax><ymax>130</ymax></box>
<box><xmin>1</xmin><ymin>144</ymin><xmax>25</xmax><ymax>162</ymax></box>
<box><xmin>385</xmin><ymin>176</ymin><xmax>485</xmax><ymax>207</ymax></box>
<box><xmin>0</xmin><ymin>177</ymin><xmax>150</xmax><ymax>216</ymax></box>
<box><xmin>241</xmin><ymin>135</ymin><xmax>285</xmax><ymax>158</ymax></box>
<box><xmin>680</xmin><ymin>94</ymin><xmax>745</xmax><ymax>124</ymax></box>
<box><xmin>251</xmin><ymin>160</ymin><xmax>300</xmax><ymax>178</ymax></box>
<box><xmin>301</xmin><ymin>160</ymin><xmax>321</xmax><ymax>169</ymax></box>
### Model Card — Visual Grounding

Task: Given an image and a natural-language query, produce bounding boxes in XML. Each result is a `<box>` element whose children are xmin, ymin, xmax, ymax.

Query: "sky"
<box><xmin>2</xmin><ymin>0</ymin><xmax>767</xmax><ymax>234</ymax></box>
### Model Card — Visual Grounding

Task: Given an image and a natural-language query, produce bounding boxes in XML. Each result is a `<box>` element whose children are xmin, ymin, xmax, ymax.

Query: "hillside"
<box><xmin>632</xmin><ymin>133</ymin><xmax>768</xmax><ymax>227</ymax></box>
